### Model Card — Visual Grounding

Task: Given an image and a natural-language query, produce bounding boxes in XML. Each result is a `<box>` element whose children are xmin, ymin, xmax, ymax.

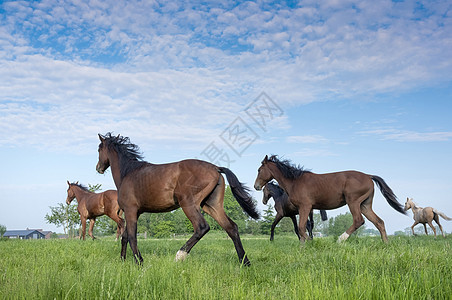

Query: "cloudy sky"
<box><xmin>1</xmin><ymin>0</ymin><xmax>451</xmax><ymax>235</ymax></box>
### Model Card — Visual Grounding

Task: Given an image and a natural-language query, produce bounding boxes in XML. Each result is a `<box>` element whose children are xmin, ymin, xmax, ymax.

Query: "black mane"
<box><xmin>268</xmin><ymin>155</ymin><xmax>311</xmax><ymax>180</ymax></box>
<box><xmin>100</xmin><ymin>132</ymin><xmax>148</xmax><ymax>179</ymax></box>
<box><xmin>70</xmin><ymin>182</ymin><xmax>90</xmax><ymax>192</ymax></box>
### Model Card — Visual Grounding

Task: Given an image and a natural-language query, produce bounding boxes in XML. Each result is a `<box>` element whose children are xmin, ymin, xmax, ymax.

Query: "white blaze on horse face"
<box><xmin>337</xmin><ymin>232</ymin><xmax>350</xmax><ymax>242</ymax></box>
<box><xmin>175</xmin><ymin>250</ymin><xmax>188</xmax><ymax>262</ymax></box>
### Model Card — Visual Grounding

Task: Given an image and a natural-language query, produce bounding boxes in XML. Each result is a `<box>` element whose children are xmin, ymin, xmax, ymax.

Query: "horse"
<box><xmin>404</xmin><ymin>197</ymin><xmax>451</xmax><ymax>237</ymax></box>
<box><xmin>95</xmin><ymin>133</ymin><xmax>260</xmax><ymax>265</ymax></box>
<box><xmin>66</xmin><ymin>181</ymin><xmax>124</xmax><ymax>240</ymax></box>
<box><xmin>254</xmin><ymin>155</ymin><xmax>407</xmax><ymax>243</ymax></box>
<box><xmin>262</xmin><ymin>182</ymin><xmax>328</xmax><ymax>240</ymax></box>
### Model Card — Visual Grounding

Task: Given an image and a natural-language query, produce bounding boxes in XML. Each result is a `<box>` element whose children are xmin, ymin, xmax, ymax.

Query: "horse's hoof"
<box><xmin>337</xmin><ymin>232</ymin><xmax>350</xmax><ymax>243</ymax></box>
<box><xmin>175</xmin><ymin>250</ymin><xmax>188</xmax><ymax>262</ymax></box>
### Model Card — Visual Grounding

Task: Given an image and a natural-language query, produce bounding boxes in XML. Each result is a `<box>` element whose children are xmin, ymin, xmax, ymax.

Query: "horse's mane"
<box><xmin>266</xmin><ymin>181</ymin><xmax>285</xmax><ymax>197</ymax></box>
<box><xmin>268</xmin><ymin>155</ymin><xmax>311</xmax><ymax>179</ymax></box>
<box><xmin>70</xmin><ymin>182</ymin><xmax>90</xmax><ymax>192</ymax></box>
<box><xmin>100</xmin><ymin>132</ymin><xmax>148</xmax><ymax>179</ymax></box>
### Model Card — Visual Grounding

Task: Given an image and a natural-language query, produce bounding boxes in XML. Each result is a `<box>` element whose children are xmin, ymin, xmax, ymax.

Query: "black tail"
<box><xmin>218</xmin><ymin>167</ymin><xmax>260</xmax><ymax>219</ymax></box>
<box><xmin>320</xmin><ymin>210</ymin><xmax>328</xmax><ymax>221</ymax></box>
<box><xmin>371</xmin><ymin>175</ymin><xmax>406</xmax><ymax>215</ymax></box>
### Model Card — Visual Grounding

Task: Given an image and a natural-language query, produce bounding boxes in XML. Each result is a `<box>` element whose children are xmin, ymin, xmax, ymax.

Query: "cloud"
<box><xmin>287</xmin><ymin>135</ymin><xmax>328</xmax><ymax>144</ymax></box>
<box><xmin>360</xmin><ymin>129</ymin><xmax>452</xmax><ymax>142</ymax></box>
<box><xmin>1</xmin><ymin>0</ymin><xmax>451</xmax><ymax>152</ymax></box>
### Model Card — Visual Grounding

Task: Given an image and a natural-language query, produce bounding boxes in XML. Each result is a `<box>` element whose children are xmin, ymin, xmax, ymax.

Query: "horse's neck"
<box><xmin>108</xmin><ymin>152</ymin><xmax>123</xmax><ymax>189</ymax></box>
<box><xmin>268</xmin><ymin>163</ymin><xmax>294</xmax><ymax>194</ymax></box>
<box><xmin>72</xmin><ymin>186</ymin><xmax>91</xmax><ymax>203</ymax></box>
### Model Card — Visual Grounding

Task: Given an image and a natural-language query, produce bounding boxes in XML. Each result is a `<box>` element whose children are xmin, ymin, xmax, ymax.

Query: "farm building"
<box><xmin>3</xmin><ymin>229</ymin><xmax>46</xmax><ymax>240</ymax></box>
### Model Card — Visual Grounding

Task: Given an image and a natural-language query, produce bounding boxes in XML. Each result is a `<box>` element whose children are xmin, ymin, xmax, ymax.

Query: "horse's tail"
<box><xmin>218</xmin><ymin>167</ymin><xmax>260</xmax><ymax>219</ymax></box>
<box><xmin>433</xmin><ymin>209</ymin><xmax>452</xmax><ymax>221</ymax></box>
<box><xmin>320</xmin><ymin>210</ymin><xmax>328</xmax><ymax>221</ymax></box>
<box><xmin>371</xmin><ymin>175</ymin><xmax>407</xmax><ymax>215</ymax></box>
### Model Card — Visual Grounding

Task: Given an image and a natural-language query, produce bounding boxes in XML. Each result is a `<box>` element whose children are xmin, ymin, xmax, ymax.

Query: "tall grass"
<box><xmin>0</xmin><ymin>233</ymin><xmax>450</xmax><ymax>299</ymax></box>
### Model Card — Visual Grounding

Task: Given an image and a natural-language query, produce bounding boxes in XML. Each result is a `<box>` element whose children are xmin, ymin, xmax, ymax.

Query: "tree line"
<box><xmin>44</xmin><ymin>184</ymin><xmax>427</xmax><ymax>239</ymax></box>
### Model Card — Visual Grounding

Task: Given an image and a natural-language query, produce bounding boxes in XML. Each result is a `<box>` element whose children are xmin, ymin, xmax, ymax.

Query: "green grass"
<box><xmin>1</xmin><ymin>233</ymin><xmax>451</xmax><ymax>299</ymax></box>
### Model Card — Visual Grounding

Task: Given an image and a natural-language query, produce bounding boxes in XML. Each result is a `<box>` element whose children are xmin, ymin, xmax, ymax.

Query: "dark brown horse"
<box><xmin>66</xmin><ymin>181</ymin><xmax>124</xmax><ymax>240</ymax></box>
<box><xmin>254</xmin><ymin>155</ymin><xmax>406</xmax><ymax>243</ymax></box>
<box><xmin>95</xmin><ymin>133</ymin><xmax>259</xmax><ymax>265</ymax></box>
<box><xmin>263</xmin><ymin>182</ymin><xmax>327</xmax><ymax>240</ymax></box>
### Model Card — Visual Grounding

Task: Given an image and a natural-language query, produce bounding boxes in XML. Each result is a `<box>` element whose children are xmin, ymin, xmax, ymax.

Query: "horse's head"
<box><xmin>66</xmin><ymin>181</ymin><xmax>76</xmax><ymax>205</ymax></box>
<box><xmin>254</xmin><ymin>155</ymin><xmax>273</xmax><ymax>191</ymax></box>
<box><xmin>96</xmin><ymin>134</ymin><xmax>111</xmax><ymax>174</ymax></box>
<box><xmin>262</xmin><ymin>184</ymin><xmax>272</xmax><ymax>205</ymax></box>
<box><xmin>404</xmin><ymin>197</ymin><xmax>414</xmax><ymax>211</ymax></box>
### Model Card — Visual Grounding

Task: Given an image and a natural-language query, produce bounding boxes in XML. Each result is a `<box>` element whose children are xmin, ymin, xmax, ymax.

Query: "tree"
<box><xmin>324</xmin><ymin>212</ymin><xmax>365</xmax><ymax>237</ymax></box>
<box><xmin>45</xmin><ymin>203</ymin><xmax>80</xmax><ymax>237</ymax></box>
<box><xmin>0</xmin><ymin>224</ymin><xmax>6</xmax><ymax>237</ymax></box>
<box><xmin>260</xmin><ymin>204</ymin><xmax>275</xmax><ymax>235</ymax></box>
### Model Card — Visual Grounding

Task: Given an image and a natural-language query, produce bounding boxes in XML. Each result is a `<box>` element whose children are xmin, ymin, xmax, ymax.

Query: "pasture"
<box><xmin>1</xmin><ymin>233</ymin><xmax>450</xmax><ymax>299</ymax></box>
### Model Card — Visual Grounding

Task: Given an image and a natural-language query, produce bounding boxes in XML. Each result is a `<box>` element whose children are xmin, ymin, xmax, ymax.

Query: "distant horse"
<box><xmin>66</xmin><ymin>181</ymin><xmax>124</xmax><ymax>240</ymax></box>
<box><xmin>254</xmin><ymin>155</ymin><xmax>407</xmax><ymax>243</ymax></box>
<box><xmin>262</xmin><ymin>182</ymin><xmax>328</xmax><ymax>240</ymax></box>
<box><xmin>96</xmin><ymin>133</ymin><xmax>260</xmax><ymax>265</ymax></box>
<box><xmin>404</xmin><ymin>198</ymin><xmax>451</xmax><ymax>237</ymax></box>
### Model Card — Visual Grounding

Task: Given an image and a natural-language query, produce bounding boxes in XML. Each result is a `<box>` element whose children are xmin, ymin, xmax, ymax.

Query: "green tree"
<box><xmin>45</xmin><ymin>203</ymin><xmax>80</xmax><ymax>237</ymax></box>
<box><xmin>260</xmin><ymin>204</ymin><xmax>275</xmax><ymax>235</ymax></box>
<box><xmin>325</xmin><ymin>212</ymin><xmax>365</xmax><ymax>237</ymax></box>
<box><xmin>0</xmin><ymin>224</ymin><xmax>6</xmax><ymax>237</ymax></box>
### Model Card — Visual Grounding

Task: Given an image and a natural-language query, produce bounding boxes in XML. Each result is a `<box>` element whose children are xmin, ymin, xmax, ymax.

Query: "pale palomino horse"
<box><xmin>404</xmin><ymin>198</ymin><xmax>451</xmax><ymax>237</ymax></box>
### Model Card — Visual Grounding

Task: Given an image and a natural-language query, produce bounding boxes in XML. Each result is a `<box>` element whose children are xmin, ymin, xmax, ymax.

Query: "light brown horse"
<box><xmin>95</xmin><ymin>133</ymin><xmax>259</xmax><ymax>265</ymax></box>
<box><xmin>404</xmin><ymin>197</ymin><xmax>451</xmax><ymax>237</ymax></box>
<box><xmin>254</xmin><ymin>155</ymin><xmax>407</xmax><ymax>243</ymax></box>
<box><xmin>66</xmin><ymin>181</ymin><xmax>124</xmax><ymax>240</ymax></box>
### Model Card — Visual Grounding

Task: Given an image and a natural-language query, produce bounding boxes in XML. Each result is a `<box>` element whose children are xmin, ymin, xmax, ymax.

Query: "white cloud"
<box><xmin>1</xmin><ymin>0</ymin><xmax>451</xmax><ymax>152</ymax></box>
<box><xmin>287</xmin><ymin>135</ymin><xmax>328</xmax><ymax>144</ymax></box>
<box><xmin>360</xmin><ymin>129</ymin><xmax>452</xmax><ymax>142</ymax></box>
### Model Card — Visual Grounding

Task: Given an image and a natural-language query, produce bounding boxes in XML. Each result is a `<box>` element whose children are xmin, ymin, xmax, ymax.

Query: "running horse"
<box><xmin>95</xmin><ymin>133</ymin><xmax>260</xmax><ymax>265</ymax></box>
<box><xmin>404</xmin><ymin>197</ymin><xmax>451</xmax><ymax>237</ymax></box>
<box><xmin>262</xmin><ymin>182</ymin><xmax>328</xmax><ymax>240</ymax></box>
<box><xmin>254</xmin><ymin>155</ymin><xmax>407</xmax><ymax>243</ymax></box>
<box><xmin>66</xmin><ymin>181</ymin><xmax>124</xmax><ymax>240</ymax></box>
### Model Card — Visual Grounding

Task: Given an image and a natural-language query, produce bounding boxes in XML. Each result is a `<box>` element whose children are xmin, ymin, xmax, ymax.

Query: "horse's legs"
<box><xmin>270</xmin><ymin>213</ymin><xmax>284</xmax><ymax>241</ymax></box>
<box><xmin>107</xmin><ymin>211</ymin><xmax>125</xmax><ymax>241</ymax></box>
<box><xmin>88</xmin><ymin>218</ymin><xmax>96</xmax><ymax>240</ymax></box>
<box><xmin>423</xmin><ymin>223</ymin><xmax>429</xmax><ymax>236</ymax></box>
<box><xmin>433</xmin><ymin>215</ymin><xmax>445</xmax><ymax>237</ymax></box>
<box><xmin>307</xmin><ymin>210</ymin><xmax>314</xmax><ymax>239</ymax></box>
<box><xmin>339</xmin><ymin>194</ymin><xmax>368</xmax><ymax>242</ymax></box>
<box><xmin>360</xmin><ymin>199</ymin><xmax>388</xmax><ymax>242</ymax></box>
<box><xmin>290</xmin><ymin>215</ymin><xmax>301</xmax><ymax>240</ymax></box>
<box><xmin>80</xmin><ymin>217</ymin><xmax>87</xmax><ymax>240</ymax></box>
<box><xmin>426</xmin><ymin>221</ymin><xmax>437</xmax><ymax>237</ymax></box>
<box><xmin>176</xmin><ymin>203</ymin><xmax>210</xmax><ymax>261</ymax></box>
<box><xmin>123</xmin><ymin>209</ymin><xmax>142</xmax><ymax>264</ymax></box>
<box><xmin>202</xmin><ymin>179</ymin><xmax>250</xmax><ymax>265</ymax></box>
<box><xmin>411</xmin><ymin>222</ymin><xmax>419</xmax><ymax>236</ymax></box>
<box><xmin>121</xmin><ymin>226</ymin><xmax>128</xmax><ymax>260</ymax></box>
<box><xmin>297</xmin><ymin>204</ymin><xmax>312</xmax><ymax>243</ymax></box>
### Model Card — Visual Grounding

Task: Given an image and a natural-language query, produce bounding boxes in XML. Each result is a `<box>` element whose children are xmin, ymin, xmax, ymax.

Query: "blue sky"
<box><xmin>1</xmin><ymin>0</ymin><xmax>451</xmax><ymax>235</ymax></box>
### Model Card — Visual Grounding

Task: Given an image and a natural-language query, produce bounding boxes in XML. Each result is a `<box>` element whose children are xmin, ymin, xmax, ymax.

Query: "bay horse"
<box><xmin>95</xmin><ymin>133</ymin><xmax>260</xmax><ymax>265</ymax></box>
<box><xmin>66</xmin><ymin>181</ymin><xmax>124</xmax><ymax>240</ymax></box>
<box><xmin>262</xmin><ymin>182</ymin><xmax>328</xmax><ymax>240</ymax></box>
<box><xmin>254</xmin><ymin>155</ymin><xmax>407</xmax><ymax>243</ymax></box>
<box><xmin>404</xmin><ymin>197</ymin><xmax>451</xmax><ymax>237</ymax></box>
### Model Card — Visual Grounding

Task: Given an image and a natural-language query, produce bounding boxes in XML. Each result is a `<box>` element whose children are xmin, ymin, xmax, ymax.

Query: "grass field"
<box><xmin>1</xmin><ymin>233</ymin><xmax>451</xmax><ymax>299</ymax></box>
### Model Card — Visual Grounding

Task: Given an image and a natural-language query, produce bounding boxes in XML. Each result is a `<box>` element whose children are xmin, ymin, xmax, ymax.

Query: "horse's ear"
<box><xmin>76</xmin><ymin>181</ymin><xmax>79</xmax><ymax>185</ymax></box>
<box><xmin>98</xmin><ymin>134</ymin><xmax>105</xmax><ymax>142</ymax></box>
<box><xmin>262</xmin><ymin>155</ymin><xmax>269</xmax><ymax>164</ymax></box>
<box><xmin>67</xmin><ymin>180</ymin><xmax>70</xmax><ymax>186</ymax></box>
